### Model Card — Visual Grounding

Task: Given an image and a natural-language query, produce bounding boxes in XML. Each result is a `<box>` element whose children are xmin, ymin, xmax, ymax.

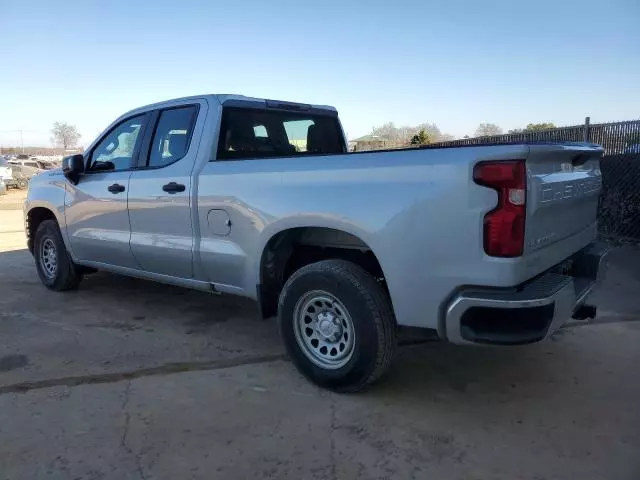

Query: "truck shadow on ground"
<box><xmin>80</xmin><ymin>271</ymin><xmax>258</xmax><ymax>330</ymax></box>
<box><xmin>80</xmin><ymin>271</ymin><xmax>589</xmax><ymax>405</ymax></box>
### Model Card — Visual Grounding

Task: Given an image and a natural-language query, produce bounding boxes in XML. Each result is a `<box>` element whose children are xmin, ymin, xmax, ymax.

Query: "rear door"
<box><xmin>127</xmin><ymin>102</ymin><xmax>203</xmax><ymax>278</ymax></box>
<box><xmin>197</xmin><ymin>103</ymin><xmax>346</xmax><ymax>289</ymax></box>
<box><xmin>65</xmin><ymin>114</ymin><xmax>149</xmax><ymax>268</ymax></box>
<box><xmin>525</xmin><ymin>143</ymin><xmax>603</xmax><ymax>256</ymax></box>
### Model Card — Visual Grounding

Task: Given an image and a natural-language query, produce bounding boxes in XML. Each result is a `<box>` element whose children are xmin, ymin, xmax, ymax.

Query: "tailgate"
<box><xmin>525</xmin><ymin>143</ymin><xmax>603</xmax><ymax>255</ymax></box>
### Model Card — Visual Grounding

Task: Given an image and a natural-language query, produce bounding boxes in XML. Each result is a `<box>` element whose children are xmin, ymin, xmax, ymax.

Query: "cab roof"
<box><xmin>126</xmin><ymin>94</ymin><xmax>337</xmax><ymax>117</ymax></box>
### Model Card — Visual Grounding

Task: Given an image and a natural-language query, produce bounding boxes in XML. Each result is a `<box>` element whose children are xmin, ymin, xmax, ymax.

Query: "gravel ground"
<box><xmin>0</xmin><ymin>187</ymin><xmax>27</xmax><ymax>211</ymax></box>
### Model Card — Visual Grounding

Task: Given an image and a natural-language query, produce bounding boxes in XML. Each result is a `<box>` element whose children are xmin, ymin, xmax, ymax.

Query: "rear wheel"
<box><xmin>34</xmin><ymin>219</ymin><xmax>83</xmax><ymax>291</ymax></box>
<box><xmin>17</xmin><ymin>179</ymin><xmax>28</xmax><ymax>189</ymax></box>
<box><xmin>278</xmin><ymin>260</ymin><xmax>396</xmax><ymax>392</ymax></box>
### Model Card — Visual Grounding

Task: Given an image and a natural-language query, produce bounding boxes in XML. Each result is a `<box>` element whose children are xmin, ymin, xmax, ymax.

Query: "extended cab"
<box><xmin>25</xmin><ymin>94</ymin><xmax>608</xmax><ymax>391</ymax></box>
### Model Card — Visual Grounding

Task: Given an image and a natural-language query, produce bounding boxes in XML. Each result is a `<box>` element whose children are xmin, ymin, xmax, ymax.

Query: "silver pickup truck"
<box><xmin>25</xmin><ymin>94</ymin><xmax>608</xmax><ymax>391</ymax></box>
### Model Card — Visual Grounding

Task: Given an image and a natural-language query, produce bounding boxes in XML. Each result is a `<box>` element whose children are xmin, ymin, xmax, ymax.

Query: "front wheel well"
<box><xmin>26</xmin><ymin>207</ymin><xmax>57</xmax><ymax>254</ymax></box>
<box><xmin>258</xmin><ymin>227</ymin><xmax>387</xmax><ymax>319</ymax></box>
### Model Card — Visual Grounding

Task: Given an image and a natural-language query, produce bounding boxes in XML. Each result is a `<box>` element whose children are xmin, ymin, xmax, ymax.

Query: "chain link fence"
<box><xmin>428</xmin><ymin>118</ymin><xmax>640</xmax><ymax>155</ymax></box>
<box><xmin>428</xmin><ymin>119</ymin><xmax>640</xmax><ymax>243</ymax></box>
<box><xmin>599</xmin><ymin>153</ymin><xmax>640</xmax><ymax>243</ymax></box>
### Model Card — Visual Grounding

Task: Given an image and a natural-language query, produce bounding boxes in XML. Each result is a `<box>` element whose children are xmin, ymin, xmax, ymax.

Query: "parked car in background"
<box><xmin>0</xmin><ymin>156</ymin><xmax>13</xmax><ymax>184</ymax></box>
<box><xmin>9</xmin><ymin>158</ymin><xmax>42</xmax><ymax>178</ymax></box>
<box><xmin>4</xmin><ymin>155</ymin><xmax>60</xmax><ymax>172</ymax></box>
<box><xmin>38</xmin><ymin>159</ymin><xmax>60</xmax><ymax>170</ymax></box>
<box><xmin>5</xmin><ymin>165</ymin><xmax>29</xmax><ymax>189</ymax></box>
<box><xmin>0</xmin><ymin>179</ymin><xmax>6</xmax><ymax>195</ymax></box>
<box><xmin>10</xmin><ymin>158</ymin><xmax>42</xmax><ymax>170</ymax></box>
<box><xmin>25</xmin><ymin>94</ymin><xmax>608</xmax><ymax>391</ymax></box>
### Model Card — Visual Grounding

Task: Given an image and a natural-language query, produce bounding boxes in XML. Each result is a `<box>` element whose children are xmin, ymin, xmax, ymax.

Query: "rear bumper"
<box><xmin>444</xmin><ymin>242</ymin><xmax>609</xmax><ymax>346</ymax></box>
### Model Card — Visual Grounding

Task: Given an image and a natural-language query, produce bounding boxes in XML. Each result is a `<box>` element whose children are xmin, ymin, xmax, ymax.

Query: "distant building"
<box><xmin>351</xmin><ymin>134</ymin><xmax>390</xmax><ymax>152</ymax></box>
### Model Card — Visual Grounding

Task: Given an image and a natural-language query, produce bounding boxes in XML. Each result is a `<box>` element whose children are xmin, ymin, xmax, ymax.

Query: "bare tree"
<box><xmin>414</xmin><ymin>123</ymin><xmax>443</xmax><ymax>142</ymax></box>
<box><xmin>370</xmin><ymin>121</ymin><xmax>452</xmax><ymax>146</ymax></box>
<box><xmin>475</xmin><ymin>123</ymin><xmax>503</xmax><ymax>137</ymax></box>
<box><xmin>371</xmin><ymin>122</ymin><xmax>403</xmax><ymax>144</ymax></box>
<box><xmin>51</xmin><ymin>122</ymin><xmax>81</xmax><ymax>149</ymax></box>
<box><xmin>524</xmin><ymin>122</ymin><xmax>556</xmax><ymax>131</ymax></box>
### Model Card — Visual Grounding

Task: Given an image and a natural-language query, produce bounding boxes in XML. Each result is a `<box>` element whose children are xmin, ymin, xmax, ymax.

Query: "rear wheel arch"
<box><xmin>257</xmin><ymin>226</ymin><xmax>389</xmax><ymax>319</ymax></box>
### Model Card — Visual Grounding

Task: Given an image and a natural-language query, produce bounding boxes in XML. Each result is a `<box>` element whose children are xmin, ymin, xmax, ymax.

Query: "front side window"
<box><xmin>148</xmin><ymin>106</ymin><xmax>197</xmax><ymax>168</ymax></box>
<box><xmin>91</xmin><ymin>115</ymin><xmax>146</xmax><ymax>171</ymax></box>
<box><xmin>217</xmin><ymin>108</ymin><xmax>344</xmax><ymax>160</ymax></box>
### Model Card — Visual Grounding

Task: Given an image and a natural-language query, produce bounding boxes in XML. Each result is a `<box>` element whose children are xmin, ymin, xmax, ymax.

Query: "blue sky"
<box><xmin>1</xmin><ymin>0</ymin><xmax>638</xmax><ymax>147</ymax></box>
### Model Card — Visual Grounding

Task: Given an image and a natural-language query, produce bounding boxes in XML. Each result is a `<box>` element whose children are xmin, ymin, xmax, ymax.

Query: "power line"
<box><xmin>0</xmin><ymin>129</ymin><xmax>49</xmax><ymax>133</ymax></box>
<box><xmin>0</xmin><ymin>129</ymin><xmax>53</xmax><ymax>151</ymax></box>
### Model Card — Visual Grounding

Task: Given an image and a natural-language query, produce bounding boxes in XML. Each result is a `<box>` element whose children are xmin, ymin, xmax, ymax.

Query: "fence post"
<box><xmin>583</xmin><ymin>116</ymin><xmax>591</xmax><ymax>142</ymax></box>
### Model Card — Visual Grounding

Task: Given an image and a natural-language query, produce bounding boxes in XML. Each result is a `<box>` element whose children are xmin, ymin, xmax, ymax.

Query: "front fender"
<box><xmin>24</xmin><ymin>172</ymin><xmax>74</xmax><ymax>257</ymax></box>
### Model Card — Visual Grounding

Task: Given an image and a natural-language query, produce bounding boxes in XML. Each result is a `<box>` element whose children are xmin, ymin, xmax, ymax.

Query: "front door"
<box><xmin>65</xmin><ymin>114</ymin><xmax>148</xmax><ymax>268</ymax></box>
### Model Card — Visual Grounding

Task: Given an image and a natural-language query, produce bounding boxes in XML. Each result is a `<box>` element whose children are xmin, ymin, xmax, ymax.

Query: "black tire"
<box><xmin>34</xmin><ymin>219</ymin><xmax>83</xmax><ymax>291</ymax></box>
<box><xmin>278</xmin><ymin>259</ymin><xmax>396</xmax><ymax>392</ymax></box>
<box><xmin>17</xmin><ymin>179</ymin><xmax>28</xmax><ymax>189</ymax></box>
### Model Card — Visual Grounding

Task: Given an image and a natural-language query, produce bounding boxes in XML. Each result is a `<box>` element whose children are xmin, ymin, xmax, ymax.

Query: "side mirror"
<box><xmin>62</xmin><ymin>154</ymin><xmax>85</xmax><ymax>185</ymax></box>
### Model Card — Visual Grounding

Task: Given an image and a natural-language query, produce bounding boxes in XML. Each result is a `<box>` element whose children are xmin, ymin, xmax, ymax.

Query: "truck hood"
<box><xmin>28</xmin><ymin>168</ymin><xmax>64</xmax><ymax>186</ymax></box>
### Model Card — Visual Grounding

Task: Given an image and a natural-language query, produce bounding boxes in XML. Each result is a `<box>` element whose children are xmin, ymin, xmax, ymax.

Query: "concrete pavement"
<box><xmin>1</xmin><ymin>192</ymin><xmax>639</xmax><ymax>479</ymax></box>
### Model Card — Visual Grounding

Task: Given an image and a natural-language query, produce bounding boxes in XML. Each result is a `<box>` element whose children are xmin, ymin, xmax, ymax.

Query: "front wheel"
<box><xmin>34</xmin><ymin>219</ymin><xmax>83</xmax><ymax>291</ymax></box>
<box><xmin>278</xmin><ymin>260</ymin><xmax>396</xmax><ymax>392</ymax></box>
<box><xmin>17</xmin><ymin>179</ymin><xmax>28</xmax><ymax>189</ymax></box>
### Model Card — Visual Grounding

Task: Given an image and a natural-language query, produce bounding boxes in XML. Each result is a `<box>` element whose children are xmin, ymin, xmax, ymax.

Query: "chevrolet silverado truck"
<box><xmin>24</xmin><ymin>94</ymin><xmax>608</xmax><ymax>391</ymax></box>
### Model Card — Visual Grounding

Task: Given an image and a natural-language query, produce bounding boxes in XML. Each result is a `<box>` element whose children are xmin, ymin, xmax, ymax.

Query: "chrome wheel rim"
<box><xmin>293</xmin><ymin>290</ymin><xmax>355</xmax><ymax>370</ymax></box>
<box><xmin>40</xmin><ymin>238</ymin><xmax>58</xmax><ymax>278</ymax></box>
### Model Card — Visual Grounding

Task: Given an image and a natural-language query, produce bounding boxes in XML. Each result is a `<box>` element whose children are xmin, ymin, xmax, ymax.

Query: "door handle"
<box><xmin>162</xmin><ymin>182</ymin><xmax>186</xmax><ymax>194</ymax></box>
<box><xmin>107</xmin><ymin>183</ymin><xmax>126</xmax><ymax>194</ymax></box>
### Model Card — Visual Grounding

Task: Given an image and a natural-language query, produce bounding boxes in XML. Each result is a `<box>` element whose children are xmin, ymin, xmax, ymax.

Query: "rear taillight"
<box><xmin>473</xmin><ymin>160</ymin><xmax>526</xmax><ymax>257</ymax></box>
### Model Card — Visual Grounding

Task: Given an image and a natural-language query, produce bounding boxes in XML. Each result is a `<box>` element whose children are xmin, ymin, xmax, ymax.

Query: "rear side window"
<box><xmin>148</xmin><ymin>106</ymin><xmax>197</xmax><ymax>167</ymax></box>
<box><xmin>217</xmin><ymin>108</ymin><xmax>345</xmax><ymax>160</ymax></box>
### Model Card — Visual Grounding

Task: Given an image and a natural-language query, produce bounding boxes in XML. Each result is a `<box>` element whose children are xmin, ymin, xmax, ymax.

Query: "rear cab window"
<box><xmin>217</xmin><ymin>108</ymin><xmax>345</xmax><ymax>160</ymax></box>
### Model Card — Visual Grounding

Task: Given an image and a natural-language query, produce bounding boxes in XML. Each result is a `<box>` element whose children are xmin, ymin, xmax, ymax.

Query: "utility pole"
<box><xmin>20</xmin><ymin>129</ymin><xmax>24</xmax><ymax>154</ymax></box>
